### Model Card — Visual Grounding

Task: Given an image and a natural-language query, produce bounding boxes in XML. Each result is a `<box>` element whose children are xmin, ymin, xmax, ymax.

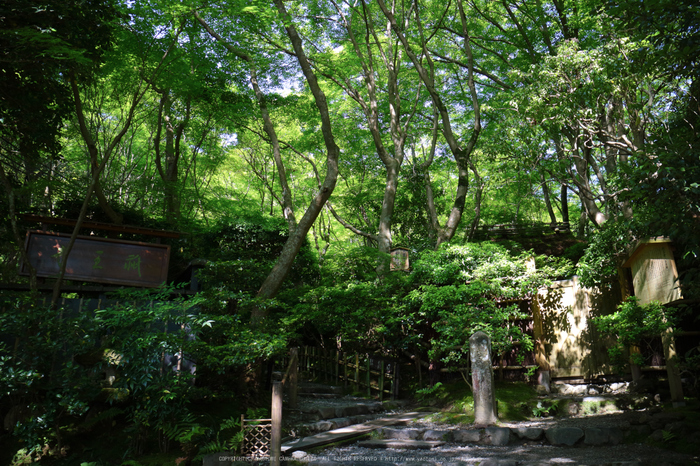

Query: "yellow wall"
<box><xmin>534</xmin><ymin>277</ymin><xmax>621</xmax><ymax>379</ymax></box>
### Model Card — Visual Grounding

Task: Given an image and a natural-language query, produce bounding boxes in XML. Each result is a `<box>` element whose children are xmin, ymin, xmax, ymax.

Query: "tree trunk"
<box><xmin>378</xmin><ymin>0</ymin><xmax>482</xmax><ymax>248</ymax></box>
<box><xmin>541</xmin><ymin>173</ymin><xmax>557</xmax><ymax>225</ymax></box>
<box><xmin>376</xmin><ymin>159</ymin><xmax>400</xmax><ymax>273</ymax></box>
<box><xmin>560</xmin><ymin>184</ymin><xmax>569</xmax><ymax>224</ymax></box>
<box><xmin>252</xmin><ymin>0</ymin><xmax>341</xmax><ymax>320</ymax></box>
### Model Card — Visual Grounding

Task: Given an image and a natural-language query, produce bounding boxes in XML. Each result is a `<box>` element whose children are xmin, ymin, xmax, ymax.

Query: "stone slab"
<box><xmin>511</xmin><ymin>426</ymin><xmax>543</xmax><ymax>440</ymax></box>
<box><xmin>358</xmin><ymin>439</ymin><xmax>446</xmax><ymax>450</ymax></box>
<box><xmin>545</xmin><ymin>426</ymin><xmax>584</xmax><ymax>446</ymax></box>
<box><xmin>381</xmin><ymin>427</ymin><xmax>422</xmax><ymax>439</ymax></box>
<box><xmin>453</xmin><ymin>429</ymin><xmax>482</xmax><ymax>443</ymax></box>
<box><xmin>484</xmin><ymin>427</ymin><xmax>511</xmax><ymax>445</ymax></box>
<box><xmin>282</xmin><ymin>411</ymin><xmax>430</xmax><ymax>453</ymax></box>
<box><xmin>422</xmin><ymin>429</ymin><xmax>452</xmax><ymax>441</ymax></box>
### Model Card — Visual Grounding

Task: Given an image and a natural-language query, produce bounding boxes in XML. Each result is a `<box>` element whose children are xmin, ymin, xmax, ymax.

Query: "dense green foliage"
<box><xmin>593</xmin><ymin>297</ymin><xmax>674</xmax><ymax>372</ymax></box>
<box><xmin>286</xmin><ymin>242</ymin><xmax>571</xmax><ymax>369</ymax></box>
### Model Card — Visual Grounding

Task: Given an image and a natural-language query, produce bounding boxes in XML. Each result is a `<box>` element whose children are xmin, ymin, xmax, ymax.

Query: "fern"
<box><xmin>662</xmin><ymin>430</ymin><xmax>677</xmax><ymax>442</ymax></box>
<box><xmin>162</xmin><ymin>414</ymin><xmax>208</xmax><ymax>443</ymax></box>
<box><xmin>193</xmin><ymin>416</ymin><xmax>246</xmax><ymax>459</ymax></box>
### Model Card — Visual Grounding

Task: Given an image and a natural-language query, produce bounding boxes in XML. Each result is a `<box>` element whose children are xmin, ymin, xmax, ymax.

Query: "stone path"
<box><xmin>282</xmin><ymin>411</ymin><xmax>430</xmax><ymax>453</ymax></box>
<box><xmin>204</xmin><ymin>381</ymin><xmax>700</xmax><ymax>466</ymax></box>
<box><xmin>293</xmin><ymin>442</ymin><xmax>698</xmax><ymax>465</ymax></box>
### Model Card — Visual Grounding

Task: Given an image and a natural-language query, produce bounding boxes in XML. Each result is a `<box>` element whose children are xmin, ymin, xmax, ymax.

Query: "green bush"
<box><xmin>593</xmin><ymin>297</ymin><xmax>673</xmax><ymax>371</ymax></box>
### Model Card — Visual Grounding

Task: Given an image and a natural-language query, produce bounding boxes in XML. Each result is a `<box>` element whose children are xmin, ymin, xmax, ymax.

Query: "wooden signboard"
<box><xmin>621</xmin><ymin>237</ymin><xmax>681</xmax><ymax>305</ymax></box>
<box><xmin>20</xmin><ymin>230</ymin><xmax>170</xmax><ymax>287</ymax></box>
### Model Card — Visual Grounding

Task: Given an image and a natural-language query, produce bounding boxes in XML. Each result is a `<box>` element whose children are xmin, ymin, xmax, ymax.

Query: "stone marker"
<box><xmin>470</xmin><ymin>331</ymin><xmax>498</xmax><ymax>425</ymax></box>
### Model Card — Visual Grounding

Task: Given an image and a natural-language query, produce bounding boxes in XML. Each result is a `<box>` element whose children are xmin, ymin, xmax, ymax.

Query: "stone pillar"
<box><xmin>470</xmin><ymin>331</ymin><xmax>498</xmax><ymax>425</ymax></box>
<box><xmin>271</xmin><ymin>381</ymin><xmax>282</xmax><ymax>466</ymax></box>
<box><xmin>662</xmin><ymin>327</ymin><xmax>685</xmax><ymax>405</ymax></box>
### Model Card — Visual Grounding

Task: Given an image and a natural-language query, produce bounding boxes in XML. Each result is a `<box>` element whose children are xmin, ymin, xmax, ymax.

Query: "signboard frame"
<box><xmin>20</xmin><ymin>230</ymin><xmax>170</xmax><ymax>288</ymax></box>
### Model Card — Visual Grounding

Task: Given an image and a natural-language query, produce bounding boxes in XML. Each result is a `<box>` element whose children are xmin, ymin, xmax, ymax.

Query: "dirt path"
<box><xmin>290</xmin><ymin>410</ymin><xmax>699</xmax><ymax>465</ymax></box>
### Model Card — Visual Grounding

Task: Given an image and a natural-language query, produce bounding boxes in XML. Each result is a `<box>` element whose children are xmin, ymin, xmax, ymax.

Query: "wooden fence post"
<box><xmin>271</xmin><ymin>381</ymin><xmax>282</xmax><ymax>466</ymax></box>
<box><xmin>335</xmin><ymin>350</ymin><xmax>340</xmax><ymax>385</ymax></box>
<box><xmin>239</xmin><ymin>414</ymin><xmax>245</xmax><ymax>455</ymax></box>
<box><xmin>344</xmin><ymin>352</ymin><xmax>348</xmax><ymax>389</ymax></box>
<box><xmin>324</xmin><ymin>348</ymin><xmax>328</xmax><ymax>384</ymax></box>
<box><xmin>354</xmin><ymin>353</ymin><xmax>359</xmax><ymax>392</ymax></box>
<box><xmin>289</xmin><ymin>347</ymin><xmax>298</xmax><ymax>409</ymax></box>
<box><xmin>365</xmin><ymin>356</ymin><xmax>371</xmax><ymax>397</ymax></box>
<box><xmin>379</xmin><ymin>360</ymin><xmax>385</xmax><ymax>402</ymax></box>
<box><xmin>391</xmin><ymin>363</ymin><xmax>399</xmax><ymax>400</ymax></box>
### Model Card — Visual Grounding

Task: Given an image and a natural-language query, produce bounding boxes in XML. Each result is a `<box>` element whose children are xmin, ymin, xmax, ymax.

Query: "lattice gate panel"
<box><xmin>241</xmin><ymin>417</ymin><xmax>272</xmax><ymax>459</ymax></box>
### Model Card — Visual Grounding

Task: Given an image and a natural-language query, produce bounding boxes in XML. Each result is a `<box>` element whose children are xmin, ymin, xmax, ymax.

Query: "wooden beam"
<box><xmin>22</xmin><ymin>214</ymin><xmax>183</xmax><ymax>238</ymax></box>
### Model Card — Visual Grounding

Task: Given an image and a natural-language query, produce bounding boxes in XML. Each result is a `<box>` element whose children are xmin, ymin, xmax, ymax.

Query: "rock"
<box><xmin>453</xmin><ymin>429</ymin><xmax>482</xmax><ymax>443</ymax></box>
<box><xmin>329</xmin><ymin>417</ymin><xmax>352</xmax><ymax>429</ymax></box>
<box><xmin>312</xmin><ymin>420</ymin><xmax>333</xmax><ymax>432</ymax></box>
<box><xmin>381</xmin><ymin>401</ymin><xmax>400</xmax><ymax>411</ymax></box>
<box><xmin>553</xmin><ymin>383</ymin><xmax>570</xmax><ymax>394</ymax></box>
<box><xmin>292</xmin><ymin>451</ymin><xmax>308</xmax><ymax>459</ymax></box>
<box><xmin>649</xmin><ymin>412</ymin><xmax>685</xmax><ymax>431</ymax></box>
<box><xmin>475</xmin><ymin>460</ymin><xmax>518</xmax><ymax>466</ymax></box>
<box><xmin>358</xmin><ymin>439</ymin><xmax>445</xmax><ymax>450</ymax></box>
<box><xmin>535</xmin><ymin>385</ymin><xmax>549</xmax><ymax>396</ymax></box>
<box><xmin>609</xmin><ymin>382</ymin><xmax>628</xmax><ymax>393</ymax></box>
<box><xmin>381</xmin><ymin>427</ymin><xmax>422</xmax><ymax>440</ymax></box>
<box><xmin>317</xmin><ymin>407</ymin><xmax>337</xmax><ymax>420</ymax></box>
<box><xmin>685</xmin><ymin>430</ymin><xmax>700</xmax><ymax>445</ymax></box>
<box><xmin>584</xmin><ymin>427</ymin><xmax>610</xmax><ymax>445</ymax></box>
<box><xmin>557</xmin><ymin>383</ymin><xmax>588</xmax><ymax>396</ymax></box>
<box><xmin>566</xmin><ymin>401</ymin><xmax>580</xmax><ymax>416</ymax></box>
<box><xmin>511</xmin><ymin>427</ymin><xmax>543</xmax><ymax>440</ymax></box>
<box><xmin>368</xmin><ymin>402</ymin><xmax>383</xmax><ymax>413</ymax></box>
<box><xmin>609</xmin><ymin>428</ymin><xmax>624</xmax><ymax>445</ymax></box>
<box><xmin>355</xmin><ymin>404</ymin><xmax>371</xmax><ymax>415</ymax></box>
<box><xmin>650</xmin><ymin>429</ymin><xmax>665</xmax><ymax>442</ymax></box>
<box><xmin>423</xmin><ymin>429</ymin><xmax>452</xmax><ymax>441</ymax></box>
<box><xmin>545</xmin><ymin>427</ymin><xmax>584</xmax><ymax>446</ymax></box>
<box><xmin>625</xmin><ymin>424</ymin><xmax>652</xmax><ymax>438</ymax></box>
<box><xmin>664</xmin><ymin>421</ymin><xmax>686</xmax><ymax>436</ymax></box>
<box><xmin>484</xmin><ymin>427</ymin><xmax>511</xmax><ymax>445</ymax></box>
<box><xmin>588</xmin><ymin>385</ymin><xmax>603</xmax><ymax>395</ymax></box>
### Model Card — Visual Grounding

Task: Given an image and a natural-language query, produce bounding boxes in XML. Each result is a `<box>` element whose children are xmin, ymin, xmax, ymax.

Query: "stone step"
<box><xmin>298</xmin><ymin>392</ymin><xmax>343</xmax><ymax>399</ymax></box>
<box><xmin>299</xmin><ymin>401</ymin><xmax>384</xmax><ymax>421</ymax></box>
<box><xmin>282</xmin><ymin>411</ymin><xmax>429</xmax><ymax>453</ymax></box>
<box><xmin>375</xmin><ymin>424</ymin><xmax>640</xmax><ymax>447</ymax></box>
<box><xmin>358</xmin><ymin>439</ymin><xmax>445</xmax><ymax>450</ymax></box>
<box><xmin>298</xmin><ymin>383</ymin><xmax>345</xmax><ymax>395</ymax></box>
<box><xmin>302</xmin><ymin>414</ymin><xmax>378</xmax><ymax>433</ymax></box>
